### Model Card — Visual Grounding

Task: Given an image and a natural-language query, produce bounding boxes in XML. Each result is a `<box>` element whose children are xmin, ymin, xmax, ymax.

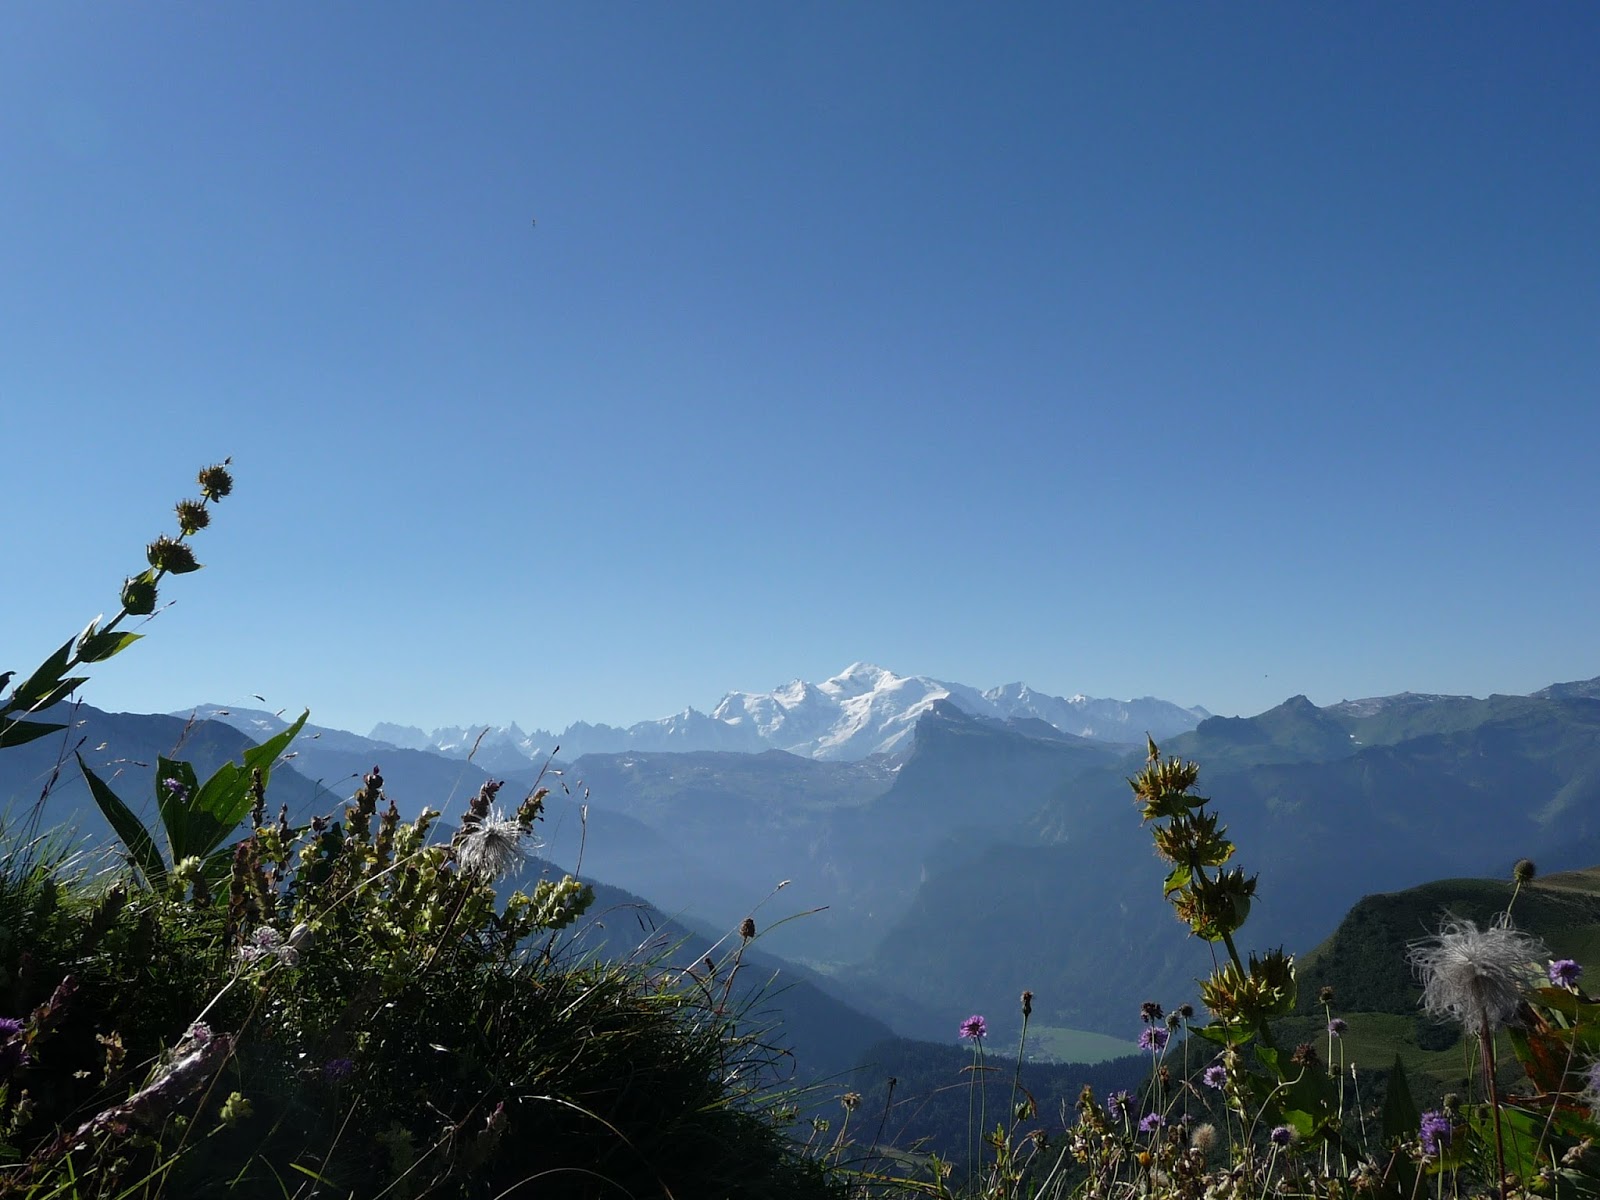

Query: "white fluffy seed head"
<box><xmin>1407</xmin><ymin>914</ymin><xmax>1548</xmax><ymax>1036</ymax></box>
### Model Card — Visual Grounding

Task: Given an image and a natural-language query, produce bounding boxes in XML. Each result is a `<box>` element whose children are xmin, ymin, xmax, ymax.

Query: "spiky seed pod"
<box><xmin>174</xmin><ymin>499</ymin><xmax>210</xmax><ymax>534</ymax></box>
<box><xmin>198</xmin><ymin>462</ymin><xmax>234</xmax><ymax>500</ymax></box>
<box><xmin>1514</xmin><ymin>859</ymin><xmax>1538</xmax><ymax>884</ymax></box>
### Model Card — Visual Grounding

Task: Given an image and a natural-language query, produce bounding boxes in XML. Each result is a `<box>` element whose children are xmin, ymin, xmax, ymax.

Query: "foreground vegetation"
<box><xmin>4</xmin><ymin>466</ymin><xmax>1599</xmax><ymax>1197</ymax></box>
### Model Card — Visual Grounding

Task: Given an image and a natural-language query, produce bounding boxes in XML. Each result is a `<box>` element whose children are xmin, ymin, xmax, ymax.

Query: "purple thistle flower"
<box><xmin>1327</xmin><ymin>1017</ymin><xmax>1348</xmax><ymax>1036</ymax></box>
<box><xmin>959</xmin><ymin>1014</ymin><xmax>987</xmax><ymax>1042</ymax></box>
<box><xmin>1138</xmin><ymin>1112</ymin><xmax>1166</xmax><ymax>1134</ymax></box>
<box><xmin>1270</xmin><ymin>1124</ymin><xmax>1294</xmax><ymax>1147</ymax></box>
<box><xmin>1106</xmin><ymin>1090</ymin><xmax>1132</xmax><ymax>1119</ymax></box>
<box><xmin>1138</xmin><ymin>1026</ymin><xmax>1169</xmax><ymax>1053</ymax></box>
<box><xmin>1202</xmin><ymin>1064</ymin><xmax>1227</xmax><ymax>1089</ymax></box>
<box><xmin>1549</xmin><ymin>959</ymin><xmax>1583</xmax><ymax>988</ymax></box>
<box><xmin>322</xmin><ymin>1057</ymin><xmax>355</xmax><ymax>1081</ymax></box>
<box><xmin>0</xmin><ymin>1017</ymin><xmax>28</xmax><ymax>1076</ymax></box>
<box><xmin>1419</xmin><ymin>1110</ymin><xmax>1453</xmax><ymax>1158</ymax></box>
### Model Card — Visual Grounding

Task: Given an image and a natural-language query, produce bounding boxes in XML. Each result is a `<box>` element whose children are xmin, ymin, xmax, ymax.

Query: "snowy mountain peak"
<box><xmin>360</xmin><ymin>666</ymin><xmax>1209</xmax><ymax>766</ymax></box>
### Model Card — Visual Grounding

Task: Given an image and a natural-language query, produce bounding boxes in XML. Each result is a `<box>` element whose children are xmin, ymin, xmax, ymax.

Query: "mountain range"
<box><xmin>366</xmin><ymin>662</ymin><xmax>1211</xmax><ymax>764</ymax></box>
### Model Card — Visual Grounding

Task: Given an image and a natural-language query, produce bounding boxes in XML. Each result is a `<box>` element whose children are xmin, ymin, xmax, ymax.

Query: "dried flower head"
<box><xmin>146</xmin><ymin>536</ymin><xmax>200</xmax><ymax>575</ymax></box>
<box><xmin>1290</xmin><ymin>1042</ymin><xmax>1320</xmax><ymax>1068</ymax></box>
<box><xmin>1021</xmin><ymin>990</ymin><xmax>1033</xmax><ymax>1018</ymax></box>
<box><xmin>1140</xmin><ymin>1000</ymin><xmax>1164</xmax><ymax>1024</ymax></box>
<box><xmin>198</xmin><ymin>462</ymin><xmax>234</xmax><ymax>501</ymax></box>
<box><xmin>959</xmin><ymin>1014</ymin><xmax>987</xmax><ymax>1041</ymax></box>
<box><xmin>1190</xmin><ymin>1122</ymin><xmax>1218</xmax><ymax>1153</ymax></box>
<box><xmin>1318</xmin><ymin>985</ymin><xmax>1336</xmax><ymax>1005</ymax></box>
<box><xmin>841</xmin><ymin>1091</ymin><xmax>861</xmax><ymax>1112</ymax></box>
<box><xmin>174</xmin><ymin>499</ymin><xmax>210</xmax><ymax>534</ymax></box>
<box><xmin>739</xmin><ymin>917</ymin><xmax>756</xmax><ymax>941</ymax></box>
<box><xmin>1513</xmin><ymin>859</ymin><xmax>1537</xmax><ymax>884</ymax></box>
<box><xmin>1408</xmin><ymin>914</ymin><xmax>1548</xmax><ymax>1036</ymax></box>
<box><xmin>455</xmin><ymin>808</ymin><xmax>534</xmax><ymax>880</ymax></box>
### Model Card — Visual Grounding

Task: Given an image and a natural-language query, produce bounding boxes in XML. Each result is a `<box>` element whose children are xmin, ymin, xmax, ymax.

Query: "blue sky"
<box><xmin>3</xmin><ymin>3</ymin><xmax>1597</xmax><ymax>735</ymax></box>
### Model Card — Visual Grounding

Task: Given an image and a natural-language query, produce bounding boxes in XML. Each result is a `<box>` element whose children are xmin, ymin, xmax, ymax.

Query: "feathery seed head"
<box><xmin>455</xmin><ymin>807</ymin><xmax>532</xmax><ymax>880</ymax></box>
<box><xmin>1408</xmin><ymin>914</ymin><xmax>1548</xmax><ymax>1036</ymax></box>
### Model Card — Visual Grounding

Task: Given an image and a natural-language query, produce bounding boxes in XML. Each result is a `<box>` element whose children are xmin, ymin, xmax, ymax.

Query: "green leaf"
<box><xmin>1380</xmin><ymin>1053</ymin><xmax>1418</xmax><ymax>1143</ymax></box>
<box><xmin>1163</xmin><ymin>864</ymin><xmax>1192</xmax><ymax>897</ymax></box>
<box><xmin>9</xmin><ymin>638</ymin><xmax>74</xmax><ymax>710</ymax></box>
<box><xmin>1191</xmin><ymin>1021</ymin><xmax>1253</xmax><ymax>1047</ymax></box>
<box><xmin>22</xmin><ymin>677</ymin><xmax>89</xmax><ymax>714</ymax></box>
<box><xmin>0</xmin><ymin>719</ymin><xmax>66</xmax><ymax>750</ymax></box>
<box><xmin>184</xmin><ymin>711</ymin><xmax>309</xmax><ymax>861</ymax></box>
<box><xmin>76</xmin><ymin>630</ymin><xmax>143</xmax><ymax>664</ymax></box>
<box><xmin>155</xmin><ymin>759</ymin><xmax>202</xmax><ymax>864</ymax></box>
<box><xmin>77</xmin><ymin>753</ymin><xmax>167</xmax><ymax>888</ymax></box>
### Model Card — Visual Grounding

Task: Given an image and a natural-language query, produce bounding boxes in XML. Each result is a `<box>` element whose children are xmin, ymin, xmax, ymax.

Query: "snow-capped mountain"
<box><xmin>357</xmin><ymin>664</ymin><xmax>1209</xmax><ymax>765</ymax></box>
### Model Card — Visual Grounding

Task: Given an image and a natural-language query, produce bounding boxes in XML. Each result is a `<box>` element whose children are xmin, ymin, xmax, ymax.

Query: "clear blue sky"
<box><xmin>3</xmin><ymin>3</ymin><xmax>1597</xmax><ymax>735</ymax></box>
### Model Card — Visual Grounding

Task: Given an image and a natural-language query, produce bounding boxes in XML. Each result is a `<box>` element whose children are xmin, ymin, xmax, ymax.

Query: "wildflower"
<box><xmin>198</xmin><ymin>462</ymin><xmax>234</xmax><ymax>501</ymax></box>
<box><xmin>146</xmin><ymin>535</ymin><xmax>199</xmax><ymax>575</ymax></box>
<box><xmin>1513</xmin><ymin>859</ymin><xmax>1537</xmax><ymax>884</ymax></box>
<box><xmin>1106</xmin><ymin>1090</ymin><xmax>1133</xmax><ymax>1119</ymax></box>
<box><xmin>1290</xmin><ymin>1042</ymin><xmax>1319</xmax><ymax>1068</ymax></box>
<box><xmin>1419</xmin><ymin>1109</ymin><xmax>1453</xmax><ymax>1158</ymax></box>
<box><xmin>1139</xmin><ymin>1112</ymin><xmax>1166</xmax><ymax>1134</ymax></box>
<box><xmin>1139</xmin><ymin>1026</ymin><xmax>1169</xmax><ymax>1052</ymax></box>
<box><xmin>959</xmin><ymin>1014</ymin><xmax>987</xmax><ymax>1041</ymax></box>
<box><xmin>184</xmin><ymin>1021</ymin><xmax>212</xmax><ymax>1045</ymax></box>
<box><xmin>1269</xmin><ymin>1124</ymin><xmax>1294</xmax><ymax>1148</ymax></box>
<box><xmin>1141</xmin><ymin>1000</ymin><xmax>1164</xmax><ymax>1024</ymax></box>
<box><xmin>0</xmin><ymin>1017</ymin><xmax>28</xmax><ymax>1075</ymax></box>
<box><xmin>1191</xmin><ymin>1122</ymin><xmax>1218</xmax><ymax>1153</ymax></box>
<box><xmin>322</xmin><ymin>1058</ymin><xmax>355</xmax><ymax>1081</ymax></box>
<box><xmin>1327</xmin><ymin>1017</ymin><xmax>1348</xmax><ymax>1036</ymax></box>
<box><xmin>162</xmin><ymin>777</ymin><xmax>188</xmax><ymax>799</ymax></box>
<box><xmin>1549</xmin><ymin>959</ymin><xmax>1583</xmax><ymax>988</ymax></box>
<box><xmin>455</xmin><ymin>807</ymin><xmax>535</xmax><ymax>880</ymax></box>
<box><xmin>1202</xmin><ymin>1064</ymin><xmax>1227</xmax><ymax>1089</ymax></box>
<box><xmin>238</xmin><ymin>926</ymin><xmax>301</xmax><ymax>968</ymax></box>
<box><xmin>841</xmin><ymin>1091</ymin><xmax>861</xmax><ymax>1112</ymax></box>
<box><xmin>1408</xmin><ymin>915</ymin><xmax>1549</xmax><ymax>1036</ymax></box>
<box><xmin>174</xmin><ymin>499</ymin><xmax>210</xmax><ymax>534</ymax></box>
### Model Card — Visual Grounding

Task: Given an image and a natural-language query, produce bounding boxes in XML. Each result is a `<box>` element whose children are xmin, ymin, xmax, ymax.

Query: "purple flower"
<box><xmin>1419</xmin><ymin>1110</ymin><xmax>1453</xmax><ymax>1158</ymax></box>
<box><xmin>959</xmin><ymin>1014</ymin><xmax>987</xmax><ymax>1041</ymax></box>
<box><xmin>1138</xmin><ymin>1026</ymin><xmax>1169</xmax><ymax>1053</ymax></box>
<box><xmin>1549</xmin><ymin>959</ymin><xmax>1583</xmax><ymax>988</ymax></box>
<box><xmin>0</xmin><ymin>1017</ymin><xmax>28</xmax><ymax>1076</ymax></box>
<box><xmin>1202</xmin><ymin>1064</ymin><xmax>1227</xmax><ymax>1089</ymax></box>
<box><xmin>1138</xmin><ymin>1112</ymin><xmax>1166</xmax><ymax>1134</ymax></box>
<box><xmin>162</xmin><ymin>777</ymin><xmax>188</xmax><ymax>798</ymax></box>
<box><xmin>322</xmin><ymin>1057</ymin><xmax>355</xmax><ymax>1081</ymax></box>
<box><xmin>1327</xmin><ymin>1018</ymin><xmax>1348</xmax><ymax>1036</ymax></box>
<box><xmin>1270</xmin><ymin>1124</ymin><xmax>1294</xmax><ymax>1147</ymax></box>
<box><xmin>1106</xmin><ymin>1090</ymin><xmax>1133</xmax><ymax>1119</ymax></box>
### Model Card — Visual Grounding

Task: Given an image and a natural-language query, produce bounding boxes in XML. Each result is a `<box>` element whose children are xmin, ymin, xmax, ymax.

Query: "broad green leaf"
<box><xmin>77</xmin><ymin>753</ymin><xmax>167</xmax><ymax>888</ymax></box>
<box><xmin>22</xmin><ymin>677</ymin><xmax>89</xmax><ymax>714</ymax></box>
<box><xmin>1191</xmin><ymin>1021</ymin><xmax>1253</xmax><ymax>1047</ymax></box>
<box><xmin>0</xmin><ymin>718</ymin><xmax>65</xmax><ymax>750</ymax></box>
<box><xmin>1380</xmin><ymin>1053</ymin><xmax>1418</xmax><ymax>1142</ymax></box>
<box><xmin>76</xmin><ymin>631</ymin><xmax>142</xmax><ymax>663</ymax></box>
<box><xmin>1163</xmin><ymin>864</ymin><xmax>1191</xmax><ymax>896</ymax></box>
<box><xmin>155</xmin><ymin>758</ymin><xmax>202</xmax><ymax>864</ymax></box>
<box><xmin>185</xmin><ymin>711</ymin><xmax>309</xmax><ymax>860</ymax></box>
<box><xmin>9</xmin><ymin>638</ymin><xmax>75</xmax><ymax>709</ymax></box>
